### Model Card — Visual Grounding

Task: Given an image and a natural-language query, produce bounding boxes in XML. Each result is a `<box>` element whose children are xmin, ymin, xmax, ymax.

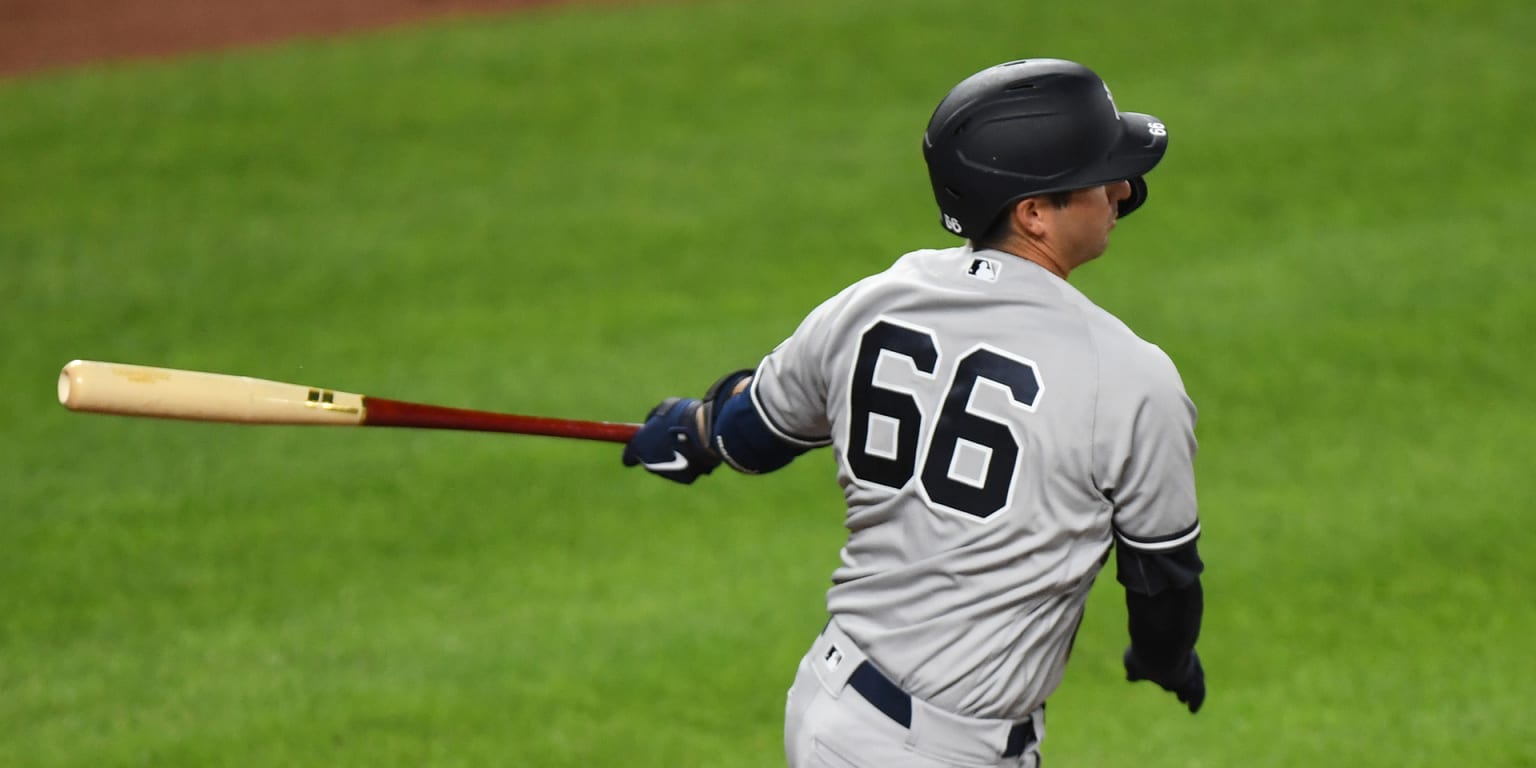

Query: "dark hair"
<box><xmin>974</xmin><ymin>189</ymin><xmax>1076</xmax><ymax>250</ymax></box>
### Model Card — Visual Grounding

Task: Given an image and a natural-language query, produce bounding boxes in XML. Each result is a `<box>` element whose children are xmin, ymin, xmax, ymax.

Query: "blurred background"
<box><xmin>2</xmin><ymin>0</ymin><xmax>1533</xmax><ymax>765</ymax></box>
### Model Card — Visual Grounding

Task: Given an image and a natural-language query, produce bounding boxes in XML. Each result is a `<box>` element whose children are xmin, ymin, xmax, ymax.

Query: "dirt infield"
<box><xmin>0</xmin><ymin>0</ymin><xmax>594</xmax><ymax>77</ymax></box>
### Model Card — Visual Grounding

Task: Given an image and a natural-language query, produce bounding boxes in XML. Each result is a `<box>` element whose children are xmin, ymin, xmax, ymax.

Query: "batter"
<box><xmin>623</xmin><ymin>58</ymin><xmax>1206</xmax><ymax>767</ymax></box>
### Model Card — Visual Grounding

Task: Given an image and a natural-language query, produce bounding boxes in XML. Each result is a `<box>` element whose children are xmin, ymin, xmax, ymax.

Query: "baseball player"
<box><xmin>622</xmin><ymin>58</ymin><xmax>1205</xmax><ymax>767</ymax></box>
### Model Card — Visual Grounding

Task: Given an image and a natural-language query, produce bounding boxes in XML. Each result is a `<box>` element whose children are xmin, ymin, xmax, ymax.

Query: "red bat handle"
<box><xmin>363</xmin><ymin>397</ymin><xmax>641</xmax><ymax>443</ymax></box>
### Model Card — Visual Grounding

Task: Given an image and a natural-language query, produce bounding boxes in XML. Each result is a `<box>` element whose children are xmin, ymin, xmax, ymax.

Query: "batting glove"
<box><xmin>621</xmin><ymin>397</ymin><xmax>721</xmax><ymax>484</ymax></box>
<box><xmin>1124</xmin><ymin>647</ymin><xmax>1206</xmax><ymax>713</ymax></box>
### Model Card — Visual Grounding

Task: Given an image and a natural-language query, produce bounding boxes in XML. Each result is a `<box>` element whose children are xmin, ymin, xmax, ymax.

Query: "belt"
<box><xmin>847</xmin><ymin>660</ymin><xmax>1035</xmax><ymax>758</ymax></box>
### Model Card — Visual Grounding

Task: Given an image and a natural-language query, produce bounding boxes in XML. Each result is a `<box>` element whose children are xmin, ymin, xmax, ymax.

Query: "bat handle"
<box><xmin>362</xmin><ymin>397</ymin><xmax>642</xmax><ymax>443</ymax></box>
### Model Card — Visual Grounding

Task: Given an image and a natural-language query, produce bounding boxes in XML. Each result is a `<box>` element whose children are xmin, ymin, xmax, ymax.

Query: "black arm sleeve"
<box><xmin>1120</xmin><ymin>541</ymin><xmax>1204</xmax><ymax>672</ymax></box>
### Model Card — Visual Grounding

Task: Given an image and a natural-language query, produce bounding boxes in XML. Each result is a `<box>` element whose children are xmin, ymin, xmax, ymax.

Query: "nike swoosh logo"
<box><xmin>642</xmin><ymin>451</ymin><xmax>690</xmax><ymax>472</ymax></box>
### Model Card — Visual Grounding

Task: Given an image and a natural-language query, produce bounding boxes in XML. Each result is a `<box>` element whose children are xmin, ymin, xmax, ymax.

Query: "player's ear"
<box><xmin>1013</xmin><ymin>197</ymin><xmax>1050</xmax><ymax>239</ymax></box>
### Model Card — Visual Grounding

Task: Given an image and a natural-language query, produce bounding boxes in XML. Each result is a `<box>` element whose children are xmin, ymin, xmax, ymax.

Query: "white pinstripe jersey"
<box><xmin>750</xmin><ymin>245</ymin><xmax>1200</xmax><ymax>720</ymax></box>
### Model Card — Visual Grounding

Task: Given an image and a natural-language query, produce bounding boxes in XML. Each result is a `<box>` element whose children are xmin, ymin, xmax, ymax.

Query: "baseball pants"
<box><xmin>784</xmin><ymin>619</ymin><xmax>1043</xmax><ymax>768</ymax></box>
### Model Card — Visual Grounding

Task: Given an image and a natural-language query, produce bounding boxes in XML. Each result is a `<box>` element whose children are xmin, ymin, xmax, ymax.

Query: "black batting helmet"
<box><xmin>922</xmin><ymin>58</ymin><xmax>1169</xmax><ymax>239</ymax></box>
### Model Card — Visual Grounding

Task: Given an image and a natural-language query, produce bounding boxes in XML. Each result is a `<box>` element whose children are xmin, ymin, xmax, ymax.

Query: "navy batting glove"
<box><xmin>621</xmin><ymin>397</ymin><xmax>721</xmax><ymax>484</ymax></box>
<box><xmin>1124</xmin><ymin>647</ymin><xmax>1205</xmax><ymax>713</ymax></box>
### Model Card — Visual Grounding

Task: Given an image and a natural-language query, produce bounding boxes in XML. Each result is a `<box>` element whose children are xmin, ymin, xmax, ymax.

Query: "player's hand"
<box><xmin>1124</xmin><ymin>647</ymin><xmax>1205</xmax><ymax>713</ymax></box>
<box><xmin>621</xmin><ymin>397</ymin><xmax>721</xmax><ymax>484</ymax></box>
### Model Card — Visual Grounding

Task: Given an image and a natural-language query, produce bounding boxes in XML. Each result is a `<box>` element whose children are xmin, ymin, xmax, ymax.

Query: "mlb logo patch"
<box><xmin>823</xmin><ymin>645</ymin><xmax>844</xmax><ymax>670</ymax></box>
<box><xmin>966</xmin><ymin>257</ymin><xmax>1000</xmax><ymax>283</ymax></box>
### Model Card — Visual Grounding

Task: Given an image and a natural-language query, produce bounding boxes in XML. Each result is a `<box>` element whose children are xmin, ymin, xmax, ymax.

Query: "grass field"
<box><xmin>3</xmin><ymin>0</ymin><xmax>1534</xmax><ymax>765</ymax></box>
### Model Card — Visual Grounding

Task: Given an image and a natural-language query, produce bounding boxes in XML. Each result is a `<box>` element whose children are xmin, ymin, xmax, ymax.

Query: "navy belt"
<box><xmin>847</xmin><ymin>660</ymin><xmax>1035</xmax><ymax>758</ymax></box>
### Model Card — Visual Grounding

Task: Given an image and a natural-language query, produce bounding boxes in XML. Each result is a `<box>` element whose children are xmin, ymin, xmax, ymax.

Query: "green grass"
<box><xmin>3</xmin><ymin>0</ymin><xmax>1534</xmax><ymax>765</ymax></box>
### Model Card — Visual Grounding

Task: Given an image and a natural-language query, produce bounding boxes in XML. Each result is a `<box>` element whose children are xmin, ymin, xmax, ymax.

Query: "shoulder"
<box><xmin>1058</xmin><ymin>285</ymin><xmax>1184</xmax><ymax>388</ymax></box>
<box><xmin>812</xmin><ymin>245</ymin><xmax>977</xmax><ymax>319</ymax></box>
<box><xmin>766</xmin><ymin>246</ymin><xmax>968</xmax><ymax>355</ymax></box>
<box><xmin>1044</xmin><ymin>285</ymin><xmax>1192</xmax><ymax>428</ymax></box>
<box><xmin>867</xmin><ymin>245</ymin><xmax>976</xmax><ymax>287</ymax></box>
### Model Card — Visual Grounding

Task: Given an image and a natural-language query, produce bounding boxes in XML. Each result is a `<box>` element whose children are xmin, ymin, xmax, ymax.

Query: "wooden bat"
<box><xmin>57</xmin><ymin>360</ymin><xmax>641</xmax><ymax>443</ymax></box>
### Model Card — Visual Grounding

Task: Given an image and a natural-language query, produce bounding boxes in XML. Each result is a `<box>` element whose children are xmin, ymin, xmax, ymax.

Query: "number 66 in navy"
<box><xmin>846</xmin><ymin>319</ymin><xmax>1042</xmax><ymax>519</ymax></box>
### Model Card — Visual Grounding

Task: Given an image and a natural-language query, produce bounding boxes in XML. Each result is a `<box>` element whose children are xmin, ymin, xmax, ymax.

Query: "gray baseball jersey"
<box><xmin>751</xmin><ymin>245</ymin><xmax>1199</xmax><ymax>721</ymax></box>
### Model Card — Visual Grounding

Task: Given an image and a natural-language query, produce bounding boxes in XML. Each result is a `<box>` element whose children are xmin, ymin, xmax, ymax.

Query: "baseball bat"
<box><xmin>57</xmin><ymin>360</ymin><xmax>641</xmax><ymax>443</ymax></box>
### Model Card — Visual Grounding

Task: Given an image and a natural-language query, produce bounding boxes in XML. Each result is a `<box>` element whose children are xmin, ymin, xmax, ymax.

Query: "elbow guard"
<box><xmin>1116</xmin><ymin>530</ymin><xmax>1204</xmax><ymax>596</ymax></box>
<box><xmin>711</xmin><ymin>390</ymin><xmax>811</xmax><ymax>474</ymax></box>
<box><xmin>1119</xmin><ymin>538</ymin><xmax>1204</xmax><ymax>669</ymax></box>
<box><xmin>1125</xmin><ymin>578</ymin><xmax>1203</xmax><ymax>672</ymax></box>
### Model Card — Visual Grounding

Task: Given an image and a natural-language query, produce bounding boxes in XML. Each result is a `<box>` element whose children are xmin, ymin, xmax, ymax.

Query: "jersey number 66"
<box><xmin>847</xmin><ymin>320</ymin><xmax>1042</xmax><ymax>520</ymax></box>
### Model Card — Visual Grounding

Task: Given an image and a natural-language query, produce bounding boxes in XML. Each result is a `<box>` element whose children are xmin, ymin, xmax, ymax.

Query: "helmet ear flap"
<box><xmin>1118</xmin><ymin>177</ymin><xmax>1149</xmax><ymax>218</ymax></box>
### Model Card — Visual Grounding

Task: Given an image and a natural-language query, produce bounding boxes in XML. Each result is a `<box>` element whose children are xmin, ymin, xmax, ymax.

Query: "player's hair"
<box><xmin>974</xmin><ymin>189</ymin><xmax>1076</xmax><ymax>251</ymax></box>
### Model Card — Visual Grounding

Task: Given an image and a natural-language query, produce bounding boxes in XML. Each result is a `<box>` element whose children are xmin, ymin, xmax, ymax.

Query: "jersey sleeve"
<box><xmin>1093</xmin><ymin>343</ymin><xmax>1200</xmax><ymax>552</ymax></box>
<box><xmin>748</xmin><ymin>292</ymin><xmax>844</xmax><ymax>448</ymax></box>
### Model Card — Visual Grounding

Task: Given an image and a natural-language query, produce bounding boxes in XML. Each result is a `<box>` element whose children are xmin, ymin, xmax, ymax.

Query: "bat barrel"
<box><xmin>57</xmin><ymin>360</ymin><xmax>366</xmax><ymax>425</ymax></box>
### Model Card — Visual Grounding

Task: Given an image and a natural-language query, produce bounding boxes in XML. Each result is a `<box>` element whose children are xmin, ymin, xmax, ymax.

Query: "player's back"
<box><xmin>754</xmin><ymin>244</ymin><xmax>1187</xmax><ymax>719</ymax></box>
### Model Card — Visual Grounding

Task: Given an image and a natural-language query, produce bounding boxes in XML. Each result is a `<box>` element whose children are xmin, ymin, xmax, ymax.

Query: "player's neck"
<box><xmin>990</xmin><ymin>240</ymin><xmax>1073</xmax><ymax>281</ymax></box>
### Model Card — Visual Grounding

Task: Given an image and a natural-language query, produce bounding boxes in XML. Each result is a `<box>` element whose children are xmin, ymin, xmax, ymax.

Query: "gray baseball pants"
<box><xmin>784</xmin><ymin>619</ymin><xmax>1043</xmax><ymax>768</ymax></box>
